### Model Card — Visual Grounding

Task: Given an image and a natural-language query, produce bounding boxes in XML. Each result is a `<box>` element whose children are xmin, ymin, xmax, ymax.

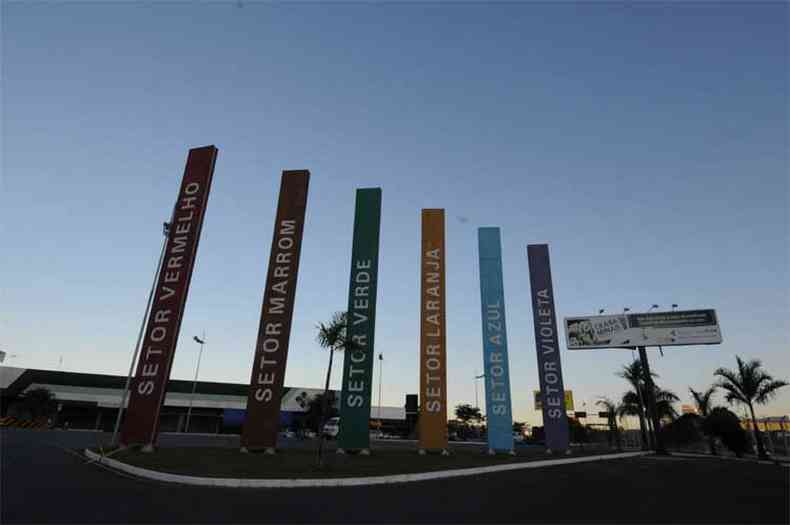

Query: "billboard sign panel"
<box><xmin>565</xmin><ymin>310</ymin><xmax>722</xmax><ymax>350</ymax></box>
<box><xmin>527</xmin><ymin>244</ymin><xmax>570</xmax><ymax>453</ymax></box>
<box><xmin>121</xmin><ymin>145</ymin><xmax>218</xmax><ymax>447</ymax></box>
<box><xmin>419</xmin><ymin>209</ymin><xmax>448</xmax><ymax>451</ymax></box>
<box><xmin>242</xmin><ymin>170</ymin><xmax>310</xmax><ymax>451</ymax></box>
<box><xmin>477</xmin><ymin>227</ymin><xmax>514</xmax><ymax>452</ymax></box>
<box><xmin>338</xmin><ymin>188</ymin><xmax>382</xmax><ymax>451</ymax></box>
<box><xmin>533</xmin><ymin>390</ymin><xmax>574</xmax><ymax>411</ymax></box>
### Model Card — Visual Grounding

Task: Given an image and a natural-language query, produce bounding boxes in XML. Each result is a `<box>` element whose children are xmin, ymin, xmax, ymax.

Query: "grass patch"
<box><xmin>91</xmin><ymin>445</ymin><xmax>616</xmax><ymax>479</ymax></box>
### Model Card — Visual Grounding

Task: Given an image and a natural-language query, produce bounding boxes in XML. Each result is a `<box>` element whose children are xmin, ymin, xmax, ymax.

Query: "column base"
<box><xmin>418</xmin><ymin>449</ymin><xmax>427</xmax><ymax>455</ymax></box>
<box><xmin>336</xmin><ymin>448</ymin><xmax>346</xmax><ymax>455</ymax></box>
<box><xmin>264</xmin><ymin>447</ymin><xmax>276</xmax><ymax>455</ymax></box>
<box><xmin>359</xmin><ymin>449</ymin><xmax>371</xmax><ymax>456</ymax></box>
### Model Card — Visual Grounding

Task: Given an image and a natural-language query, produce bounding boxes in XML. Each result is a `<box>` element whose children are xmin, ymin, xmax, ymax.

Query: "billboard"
<box><xmin>533</xmin><ymin>390</ymin><xmax>574</xmax><ymax>411</ymax></box>
<box><xmin>419</xmin><ymin>209</ymin><xmax>448</xmax><ymax>451</ymax></box>
<box><xmin>121</xmin><ymin>145</ymin><xmax>218</xmax><ymax>447</ymax></box>
<box><xmin>242</xmin><ymin>170</ymin><xmax>310</xmax><ymax>451</ymax></box>
<box><xmin>338</xmin><ymin>188</ymin><xmax>382</xmax><ymax>451</ymax></box>
<box><xmin>477</xmin><ymin>227</ymin><xmax>514</xmax><ymax>453</ymax></box>
<box><xmin>527</xmin><ymin>244</ymin><xmax>570</xmax><ymax>453</ymax></box>
<box><xmin>564</xmin><ymin>309</ymin><xmax>722</xmax><ymax>350</ymax></box>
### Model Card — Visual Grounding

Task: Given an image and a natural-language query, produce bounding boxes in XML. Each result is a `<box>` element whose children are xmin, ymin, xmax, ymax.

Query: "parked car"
<box><xmin>322</xmin><ymin>417</ymin><xmax>340</xmax><ymax>439</ymax></box>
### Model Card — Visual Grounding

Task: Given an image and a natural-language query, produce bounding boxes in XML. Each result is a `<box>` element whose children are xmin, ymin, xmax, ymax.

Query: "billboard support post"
<box><xmin>638</xmin><ymin>346</ymin><xmax>668</xmax><ymax>455</ymax></box>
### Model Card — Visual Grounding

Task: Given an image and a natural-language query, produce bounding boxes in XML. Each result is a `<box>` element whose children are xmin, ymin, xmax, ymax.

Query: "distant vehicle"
<box><xmin>322</xmin><ymin>417</ymin><xmax>340</xmax><ymax>439</ymax></box>
<box><xmin>303</xmin><ymin>430</ymin><xmax>317</xmax><ymax>439</ymax></box>
<box><xmin>369</xmin><ymin>430</ymin><xmax>383</xmax><ymax>440</ymax></box>
<box><xmin>513</xmin><ymin>432</ymin><xmax>525</xmax><ymax>443</ymax></box>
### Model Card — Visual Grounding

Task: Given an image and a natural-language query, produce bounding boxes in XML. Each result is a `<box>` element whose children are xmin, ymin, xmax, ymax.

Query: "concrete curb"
<box><xmin>669</xmin><ymin>451</ymin><xmax>787</xmax><ymax>466</ymax></box>
<box><xmin>83</xmin><ymin>449</ymin><xmax>648</xmax><ymax>488</ymax></box>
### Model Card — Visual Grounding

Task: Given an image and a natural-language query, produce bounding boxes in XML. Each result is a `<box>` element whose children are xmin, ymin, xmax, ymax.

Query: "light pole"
<box><xmin>377</xmin><ymin>353</ymin><xmax>383</xmax><ymax>426</ymax></box>
<box><xmin>185</xmin><ymin>333</ymin><xmax>206</xmax><ymax>433</ymax></box>
<box><xmin>111</xmin><ymin>221</ymin><xmax>170</xmax><ymax>448</ymax></box>
<box><xmin>474</xmin><ymin>372</ymin><xmax>485</xmax><ymax>410</ymax></box>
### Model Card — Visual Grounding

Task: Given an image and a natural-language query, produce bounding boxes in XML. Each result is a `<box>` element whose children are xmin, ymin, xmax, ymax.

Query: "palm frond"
<box><xmin>755</xmin><ymin>379</ymin><xmax>789</xmax><ymax>404</ymax></box>
<box><xmin>689</xmin><ymin>386</ymin><xmax>716</xmax><ymax>416</ymax></box>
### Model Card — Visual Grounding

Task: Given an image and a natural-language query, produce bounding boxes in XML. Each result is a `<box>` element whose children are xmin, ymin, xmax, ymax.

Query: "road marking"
<box><xmin>84</xmin><ymin>449</ymin><xmax>649</xmax><ymax>489</ymax></box>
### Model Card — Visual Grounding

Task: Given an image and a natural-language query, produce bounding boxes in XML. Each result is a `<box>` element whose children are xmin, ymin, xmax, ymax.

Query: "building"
<box><xmin>0</xmin><ymin>367</ymin><xmax>407</xmax><ymax>435</ymax></box>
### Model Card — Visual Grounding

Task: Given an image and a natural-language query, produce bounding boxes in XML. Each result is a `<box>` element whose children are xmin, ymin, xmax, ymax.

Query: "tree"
<box><xmin>303</xmin><ymin>392</ymin><xmax>338</xmax><ymax>434</ymax></box>
<box><xmin>453</xmin><ymin>404</ymin><xmax>483</xmax><ymax>440</ymax></box>
<box><xmin>663</xmin><ymin>413</ymin><xmax>704</xmax><ymax>449</ymax></box>
<box><xmin>454</xmin><ymin>404</ymin><xmax>483</xmax><ymax>425</ymax></box>
<box><xmin>315</xmin><ymin>311</ymin><xmax>361</xmax><ymax>465</ymax></box>
<box><xmin>20</xmin><ymin>388</ymin><xmax>56</xmax><ymax>421</ymax></box>
<box><xmin>568</xmin><ymin>417</ymin><xmax>588</xmax><ymax>444</ymax></box>
<box><xmin>654</xmin><ymin>387</ymin><xmax>680</xmax><ymax>423</ymax></box>
<box><xmin>690</xmin><ymin>386</ymin><xmax>718</xmax><ymax>455</ymax></box>
<box><xmin>714</xmin><ymin>356</ymin><xmax>788</xmax><ymax>459</ymax></box>
<box><xmin>617</xmin><ymin>360</ymin><xmax>653</xmax><ymax>449</ymax></box>
<box><xmin>703</xmin><ymin>407</ymin><xmax>751</xmax><ymax>458</ymax></box>
<box><xmin>596</xmin><ymin>397</ymin><xmax>622</xmax><ymax>451</ymax></box>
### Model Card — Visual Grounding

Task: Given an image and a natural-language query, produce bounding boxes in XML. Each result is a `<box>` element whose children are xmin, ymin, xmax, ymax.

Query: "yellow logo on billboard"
<box><xmin>534</xmin><ymin>390</ymin><xmax>574</xmax><ymax>411</ymax></box>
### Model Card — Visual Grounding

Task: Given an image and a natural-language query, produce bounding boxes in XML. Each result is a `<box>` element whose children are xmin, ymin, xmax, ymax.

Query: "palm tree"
<box><xmin>617</xmin><ymin>360</ymin><xmax>655</xmax><ymax>449</ymax></box>
<box><xmin>654</xmin><ymin>387</ymin><xmax>680</xmax><ymax>423</ymax></box>
<box><xmin>714</xmin><ymin>356</ymin><xmax>788</xmax><ymax>459</ymax></box>
<box><xmin>690</xmin><ymin>387</ymin><xmax>718</xmax><ymax>455</ymax></box>
<box><xmin>20</xmin><ymin>387</ymin><xmax>56</xmax><ymax>421</ymax></box>
<box><xmin>596</xmin><ymin>397</ymin><xmax>622</xmax><ymax>451</ymax></box>
<box><xmin>315</xmin><ymin>311</ymin><xmax>359</xmax><ymax>465</ymax></box>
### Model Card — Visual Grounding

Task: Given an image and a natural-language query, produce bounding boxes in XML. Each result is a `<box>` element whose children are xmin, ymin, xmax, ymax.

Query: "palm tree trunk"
<box><xmin>637</xmin><ymin>406</ymin><xmax>649</xmax><ymax>450</ymax></box>
<box><xmin>748</xmin><ymin>402</ymin><xmax>768</xmax><ymax>459</ymax></box>
<box><xmin>316</xmin><ymin>348</ymin><xmax>335</xmax><ymax>467</ymax></box>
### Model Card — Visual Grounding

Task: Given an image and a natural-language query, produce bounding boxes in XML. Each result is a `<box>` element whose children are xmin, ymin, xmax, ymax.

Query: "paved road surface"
<box><xmin>2</xmin><ymin>428</ymin><xmax>787</xmax><ymax>523</ymax></box>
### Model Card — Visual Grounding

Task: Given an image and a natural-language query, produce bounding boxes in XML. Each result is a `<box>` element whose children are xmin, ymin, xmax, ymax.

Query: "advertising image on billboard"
<box><xmin>564</xmin><ymin>309</ymin><xmax>722</xmax><ymax>350</ymax></box>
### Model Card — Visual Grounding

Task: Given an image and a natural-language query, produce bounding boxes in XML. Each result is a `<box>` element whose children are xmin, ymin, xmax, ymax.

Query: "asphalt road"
<box><xmin>2</xmin><ymin>428</ymin><xmax>788</xmax><ymax>524</ymax></box>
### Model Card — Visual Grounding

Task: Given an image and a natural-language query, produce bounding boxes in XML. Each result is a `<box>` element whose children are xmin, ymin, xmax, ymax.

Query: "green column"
<box><xmin>338</xmin><ymin>188</ymin><xmax>382</xmax><ymax>451</ymax></box>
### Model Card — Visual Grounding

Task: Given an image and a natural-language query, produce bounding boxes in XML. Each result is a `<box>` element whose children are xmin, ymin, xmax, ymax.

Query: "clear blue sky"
<box><xmin>3</xmin><ymin>1</ymin><xmax>787</xmax><ymax>425</ymax></box>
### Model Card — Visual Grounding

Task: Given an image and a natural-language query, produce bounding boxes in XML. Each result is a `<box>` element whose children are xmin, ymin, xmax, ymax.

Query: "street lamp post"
<box><xmin>111</xmin><ymin>221</ymin><xmax>170</xmax><ymax>448</ymax></box>
<box><xmin>184</xmin><ymin>333</ymin><xmax>206</xmax><ymax>434</ymax></box>
<box><xmin>474</xmin><ymin>372</ymin><xmax>485</xmax><ymax>410</ymax></box>
<box><xmin>377</xmin><ymin>353</ymin><xmax>383</xmax><ymax>426</ymax></box>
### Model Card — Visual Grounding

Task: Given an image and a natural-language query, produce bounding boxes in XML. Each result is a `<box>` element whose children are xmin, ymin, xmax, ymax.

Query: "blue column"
<box><xmin>478</xmin><ymin>227</ymin><xmax>514</xmax><ymax>452</ymax></box>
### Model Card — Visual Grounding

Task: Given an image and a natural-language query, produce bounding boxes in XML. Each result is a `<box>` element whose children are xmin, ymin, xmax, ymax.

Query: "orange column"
<box><xmin>419</xmin><ymin>209</ymin><xmax>448</xmax><ymax>451</ymax></box>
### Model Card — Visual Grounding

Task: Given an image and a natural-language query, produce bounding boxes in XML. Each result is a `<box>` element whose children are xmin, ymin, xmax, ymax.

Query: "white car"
<box><xmin>322</xmin><ymin>417</ymin><xmax>340</xmax><ymax>439</ymax></box>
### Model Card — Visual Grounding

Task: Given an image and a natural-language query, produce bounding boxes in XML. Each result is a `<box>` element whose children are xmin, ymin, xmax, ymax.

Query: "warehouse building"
<box><xmin>0</xmin><ymin>366</ymin><xmax>408</xmax><ymax>435</ymax></box>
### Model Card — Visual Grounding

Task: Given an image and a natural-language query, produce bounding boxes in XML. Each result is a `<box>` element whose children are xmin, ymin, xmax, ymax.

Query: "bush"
<box><xmin>703</xmin><ymin>407</ymin><xmax>750</xmax><ymax>457</ymax></box>
<box><xmin>663</xmin><ymin>413</ymin><xmax>703</xmax><ymax>447</ymax></box>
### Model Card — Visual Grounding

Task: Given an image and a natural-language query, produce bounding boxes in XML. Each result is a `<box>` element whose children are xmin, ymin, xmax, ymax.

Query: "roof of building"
<box><xmin>0</xmin><ymin>367</ymin><xmax>406</xmax><ymax>419</ymax></box>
